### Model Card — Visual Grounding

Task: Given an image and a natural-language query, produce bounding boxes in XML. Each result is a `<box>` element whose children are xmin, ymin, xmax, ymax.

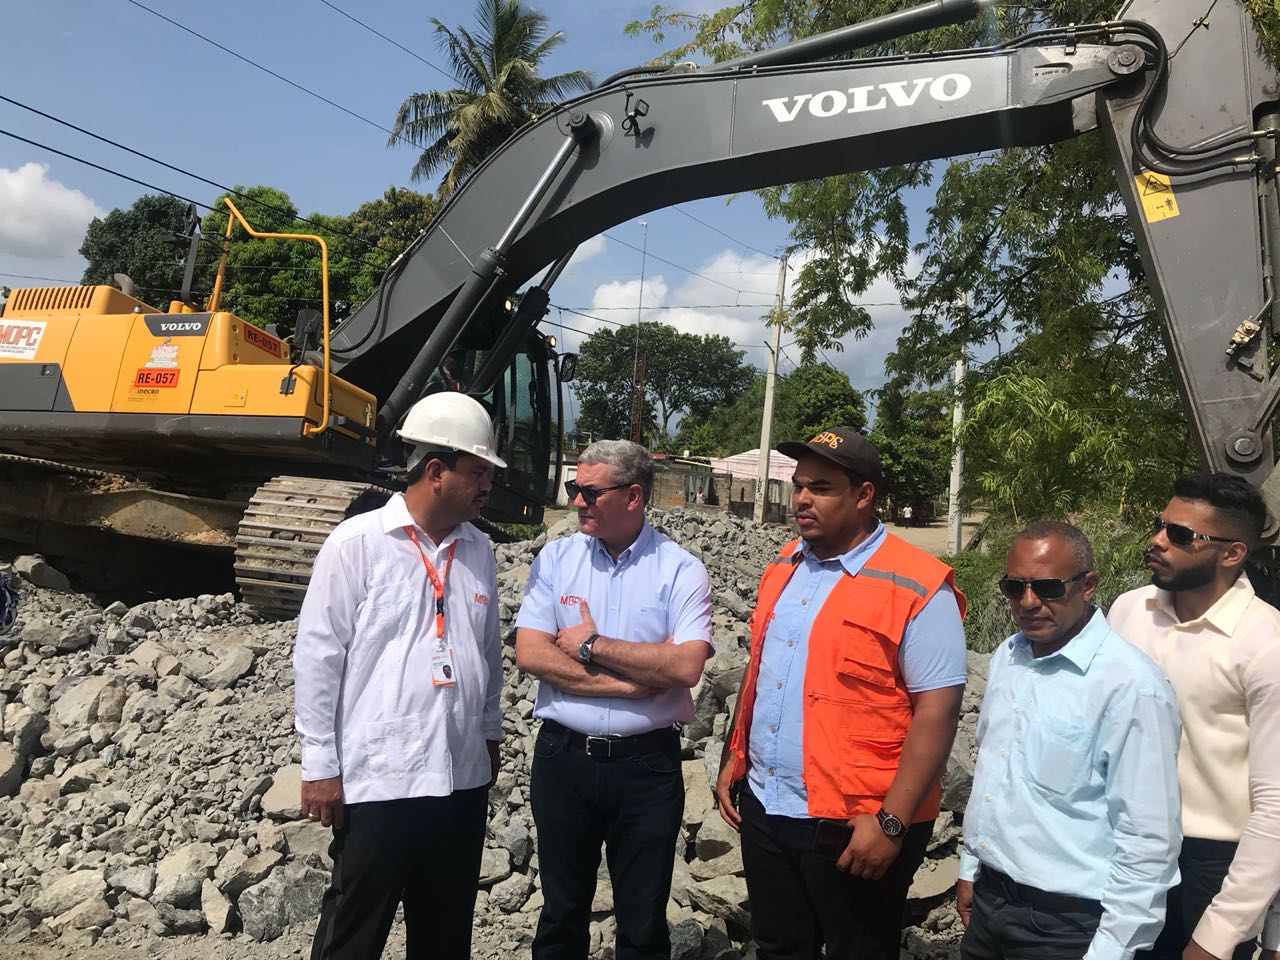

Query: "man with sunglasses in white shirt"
<box><xmin>1109</xmin><ymin>473</ymin><xmax>1280</xmax><ymax>960</ymax></box>
<box><xmin>958</xmin><ymin>521</ymin><xmax>1182</xmax><ymax>960</ymax></box>
<box><xmin>514</xmin><ymin>439</ymin><xmax>713</xmax><ymax>960</ymax></box>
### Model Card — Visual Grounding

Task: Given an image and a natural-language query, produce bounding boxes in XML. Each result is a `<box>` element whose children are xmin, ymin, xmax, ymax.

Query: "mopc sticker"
<box><xmin>0</xmin><ymin>321</ymin><xmax>47</xmax><ymax>359</ymax></box>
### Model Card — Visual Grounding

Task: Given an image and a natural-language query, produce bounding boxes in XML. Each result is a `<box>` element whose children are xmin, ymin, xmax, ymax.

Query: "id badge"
<box><xmin>431</xmin><ymin>641</ymin><xmax>457</xmax><ymax>687</ymax></box>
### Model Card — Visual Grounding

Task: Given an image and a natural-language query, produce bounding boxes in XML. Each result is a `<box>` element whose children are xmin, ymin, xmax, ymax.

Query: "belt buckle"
<box><xmin>585</xmin><ymin>736</ymin><xmax>612</xmax><ymax>759</ymax></box>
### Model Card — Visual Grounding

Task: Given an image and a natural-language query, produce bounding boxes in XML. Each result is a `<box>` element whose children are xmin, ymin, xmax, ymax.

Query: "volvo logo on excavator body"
<box><xmin>143</xmin><ymin>314</ymin><xmax>211</xmax><ymax>337</ymax></box>
<box><xmin>761</xmin><ymin>74</ymin><xmax>972</xmax><ymax>123</ymax></box>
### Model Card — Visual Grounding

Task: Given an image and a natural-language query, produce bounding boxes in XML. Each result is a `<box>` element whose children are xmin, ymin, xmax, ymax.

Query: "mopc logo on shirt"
<box><xmin>473</xmin><ymin>593</ymin><xmax>490</xmax><ymax>606</ymax></box>
<box><xmin>560</xmin><ymin>595</ymin><xmax>586</xmax><ymax>606</ymax></box>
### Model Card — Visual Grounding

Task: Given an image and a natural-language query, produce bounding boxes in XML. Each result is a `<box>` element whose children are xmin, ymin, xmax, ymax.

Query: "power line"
<box><xmin>121</xmin><ymin>0</ymin><xmax>417</xmax><ymax>150</ymax></box>
<box><xmin>0</xmin><ymin>93</ymin><xmax>391</xmax><ymax>263</ymax></box>
<box><xmin>602</xmin><ymin>231</ymin><xmax>756</xmax><ymax>296</ymax></box>
<box><xmin>318</xmin><ymin>0</ymin><xmax>459</xmax><ymax>86</ymax></box>
<box><xmin>670</xmin><ymin>206</ymin><xmax>782</xmax><ymax>262</ymax></box>
<box><xmin>560</xmin><ymin>303</ymin><xmax>777</xmax><ymax>311</ymax></box>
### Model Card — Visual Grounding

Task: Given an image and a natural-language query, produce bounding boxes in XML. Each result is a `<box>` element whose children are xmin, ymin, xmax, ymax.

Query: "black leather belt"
<box><xmin>982</xmin><ymin>868</ymin><xmax>1103</xmax><ymax>916</ymax></box>
<box><xmin>541</xmin><ymin>719</ymin><xmax>678</xmax><ymax>760</ymax></box>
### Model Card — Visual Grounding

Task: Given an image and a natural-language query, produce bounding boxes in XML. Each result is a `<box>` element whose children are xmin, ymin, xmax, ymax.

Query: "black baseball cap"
<box><xmin>777</xmin><ymin>427</ymin><xmax>883</xmax><ymax>490</ymax></box>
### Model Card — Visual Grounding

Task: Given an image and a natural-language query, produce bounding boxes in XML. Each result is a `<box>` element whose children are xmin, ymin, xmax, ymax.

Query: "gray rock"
<box><xmin>47</xmin><ymin>897</ymin><xmax>113</xmax><ymax>934</ymax></box>
<box><xmin>907</xmin><ymin>856</ymin><xmax>960</xmax><ymax>902</ymax></box>
<box><xmin>197</xmin><ymin>645</ymin><xmax>255</xmax><ymax>689</ymax></box>
<box><xmin>201</xmin><ymin>878</ymin><xmax>234</xmax><ymax>935</ymax></box>
<box><xmin>670</xmin><ymin>917</ymin><xmax>704</xmax><ymax>960</ymax></box>
<box><xmin>686</xmin><ymin>876</ymin><xmax>749</xmax><ymax>930</ymax></box>
<box><xmin>238</xmin><ymin>861</ymin><xmax>328</xmax><ymax>942</ymax></box>
<box><xmin>280</xmin><ymin>821</ymin><xmax>333</xmax><ymax>869</ymax></box>
<box><xmin>494</xmin><ymin>822</ymin><xmax>533</xmax><ymax>867</ymax></box>
<box><xmin>58</xmin><ymin>759</ymin><xmax>105</xmax><ymax>795</ymax></box>
<box><xmin>940</xmin><ymin>735</ymin><xmax>976</xmax><ymax>813</ymax></box>
<box><xmin>52</xmin><ymin>621</ymin><xmax>94</xmax><ymax>652</ymax></box>
<box><xmin>490</xmin><ymin>872</ymin><xmax>533</xmax><ymax>912</ymax></box>
<box><xmin>153</xmin><ymin>841</ymin><xmax>217</xmax><ymax>906</ymax></box>
<box><xmin>0</xmin><ymin>743</ymin><xmax>20</xmax><ymax>797</ymax></box>
<box><xmin>10</xmin><ymin>708</ymin><xmax>47</xmax><ymax>757</ymax></box>
<box><xmin>479</xmin><ymin>846</ymin><xmax>512</xmax><ymax>885</ymax></box>
<box><xmin>693</xmin><ymin>809</ymin><xmax>738</xmax><ymax>862</ymax></box>
<box><xmin>216</xmin><ymin>847</ymin><xmax>284</xmax><ymax>897</ymax></box>
<box><xmin>54</xmin><ymin>676</ymin><xmax>123</xmax><ymax>727</ymax></box>
<box><xmin>31</xmin><ymin>871</ymin><xmax>106</xmax><ymax>919</ymax></box>
<box><xmin>153</xmin><ymin>902</ymin><xmax>205</xmax><ymax>935</ymax></box>
<box><xmin>689</xmin><ymin>847</ymin><xmax>743</xmax><ymax>881</ymax></box>
<box><xmin>106</xmin><ymin>864</ymin><xmax>156</xmax><ymax>899</ymax></box>
<box><xmin>13</xmin><ymin>555</ymin><xmax>71</xmax><ymax>592</ymax></box>
<box><xmin>261</xmin><ymin>764</ymin><xmax>302</xmax><ymax>820</ymax></box>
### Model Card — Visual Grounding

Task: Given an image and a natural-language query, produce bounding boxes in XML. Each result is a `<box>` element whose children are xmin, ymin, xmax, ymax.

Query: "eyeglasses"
<box><xmin>997</xmin><ymin>572</ymin><xmax>1087</xmax><ymax>601</ymax></box>
<box><xmin>565</xmin><ymin>480</ymin><xmax>630</xmax><ymax>506</ymax></box>
<box><xmin>1151</xmin><ymin>515</ymin><xmax>1236</xmax><ymax>548</ymax></box>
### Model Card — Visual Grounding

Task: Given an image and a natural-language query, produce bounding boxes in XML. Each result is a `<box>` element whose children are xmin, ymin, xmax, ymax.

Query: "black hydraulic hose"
<box><xmin>596</xmin><ymin>65</ymin><xmax>668</xmax><ymax>88</ymax></box>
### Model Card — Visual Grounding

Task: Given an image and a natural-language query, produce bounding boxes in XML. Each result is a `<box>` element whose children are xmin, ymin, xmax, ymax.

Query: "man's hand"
<box><xmin>1183</xmin><ymin>941</ymin><xmax>1221</xmax><ymax>960</ymax></box>
<box><xmin>956</xmin><ymin>879</ymin><xmax>974</xmax><ymax>927</ymax></box>
<box><xmin>555</xmin><ymin>600</ymin><xmax>598</xmax><ymax>658</ymax></box>
<box><xmin>300</xmin><ymin>776</ymin><xmax>344</xmax><ymax>829</ymax></box>
<box><xmin>836</xmin><ymin>813</ymin><xmax>903</xmax><ymax>879</ymax></box>
<box><xmin>714</xmin><ymin>761</ymin><xmax>742</xmax><ymax>831</ymax></box>
<box><xmin>616</xmin><ymin>678</ymin><xmax>656</xmax><ymax>699</ymax></box>
<box><xmin>487</xmin><ymin>740</ymin><xmax>501</xmax><ymax>785</ymax></box>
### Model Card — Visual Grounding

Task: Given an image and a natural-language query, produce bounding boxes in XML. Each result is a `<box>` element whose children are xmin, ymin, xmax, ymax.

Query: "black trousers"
<box><xmin>1140</xmin><ymin>837</ymin><xmax>1257</xmax><ymax>960</ymax></box>
<box><xmin>529</xmin><ymin>721</ymin><xmax>684</xmax><ymax>960</ymax></box>
<box><xmin>738</xmin><ymin>785</ymin><xmax>933</xmax><ymax>960</ymax></box>
<box><xmin>960</xmin><ymin>868</ymin><xmax>1103</xmax><ymax>960</ymax></box>
<box><xmin>310</xmin><ymin>787</ymin><xmax>489</xmax><ymax>960</ymax></box>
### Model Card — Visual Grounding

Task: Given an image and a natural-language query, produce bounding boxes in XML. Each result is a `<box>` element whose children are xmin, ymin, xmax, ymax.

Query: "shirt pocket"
<box><xmin>365</xmin><ymin>712</ymin><xmax>449</xmax><ymax>779</ymax></box>
<box><xmin>630</xmin><ymin>603</ymin><xmax>670</xmax><ymax>643</ymax></box>
<box><xmin>1020</xmin><ymin>713</ymin><xmax>1091</xmax><ymax>796</ymax></box>
<box><xmin>839</xmin><ymin>732</ymin><xmax>903</xmax><ymax>798</ymax></box>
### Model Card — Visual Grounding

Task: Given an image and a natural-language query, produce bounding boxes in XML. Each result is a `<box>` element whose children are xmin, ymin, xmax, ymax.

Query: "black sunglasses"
<box><xmin>1151</xmin><ymin>515</ymin><xmax>1236</xmax><ymax>548</ymax></box>
<box><xmin>997</xmin><ymin>572</ymin><xmax>1087</xmax><ymax>601</ymax></box>
<box><xmin>565</xmin><ymin>480</ymin><xmax>630</xmax><ymax>506</ymax></box>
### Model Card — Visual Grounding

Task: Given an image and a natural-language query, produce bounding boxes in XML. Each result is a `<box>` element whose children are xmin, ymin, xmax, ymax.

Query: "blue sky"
<box><xmin>0</xmin><ymin>0</ymin><xmax>928</xmax><ymax>422</ymax></box>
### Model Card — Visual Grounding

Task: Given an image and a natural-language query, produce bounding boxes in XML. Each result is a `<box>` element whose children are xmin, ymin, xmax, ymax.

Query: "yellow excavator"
<box><xmin>1</xmin><ymin>0</ymin><xmax>1277</xmax><ymax>616</ymax></box>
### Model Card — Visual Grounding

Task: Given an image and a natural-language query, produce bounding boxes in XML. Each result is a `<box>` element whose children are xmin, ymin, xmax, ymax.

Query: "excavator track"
<box><xmin>234</xmin><ymin>476</ymin><xmax>389</xmax><ymax>620</ymax></box>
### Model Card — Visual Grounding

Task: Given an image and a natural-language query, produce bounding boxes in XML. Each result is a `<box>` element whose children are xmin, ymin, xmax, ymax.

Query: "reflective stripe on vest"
<box><xmin>729</xmin><ymin>532</ymin><xmax>966</xmax><ymax>821</ymax></box>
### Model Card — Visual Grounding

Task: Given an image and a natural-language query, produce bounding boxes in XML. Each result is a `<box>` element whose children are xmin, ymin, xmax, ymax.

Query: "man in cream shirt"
<box><xmin>1109</xmin><ymin>473</ymin><xmax>1280</xmax><ymax>960</ymax></box>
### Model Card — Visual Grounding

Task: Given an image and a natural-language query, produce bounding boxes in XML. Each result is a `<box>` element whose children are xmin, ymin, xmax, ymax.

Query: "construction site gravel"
<box><xmin>0</xmin><ymin>508</ymin><xmax>984</xmax><ymax>960</ymax></box>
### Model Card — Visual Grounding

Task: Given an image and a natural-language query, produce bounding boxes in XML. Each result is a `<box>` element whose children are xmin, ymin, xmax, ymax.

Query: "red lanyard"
<box><xmin>404</xmin><ymin>527</ymin><xmax>457</xmax><ymax>639</ymax></box>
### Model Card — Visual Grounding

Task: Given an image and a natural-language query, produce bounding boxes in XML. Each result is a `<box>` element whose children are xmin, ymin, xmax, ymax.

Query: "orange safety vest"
<box><xmin>727</xmin><ymin>533</ymin><xmax>966</xmax><ymax>822</ymax></box>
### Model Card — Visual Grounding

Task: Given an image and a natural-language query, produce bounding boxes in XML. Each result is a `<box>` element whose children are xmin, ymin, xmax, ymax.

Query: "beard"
<box><xmin>1151</xmin><ymin>555</ymin><xmax>1217</xmax><ymax>592</ymax></box>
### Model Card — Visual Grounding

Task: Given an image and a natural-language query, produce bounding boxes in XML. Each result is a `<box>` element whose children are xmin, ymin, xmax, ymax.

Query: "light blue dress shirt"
<box><xmin>747</xmin><ymin>522</ymin><xmax>967</xmax><ymax>817</ymax></box>
<box><xmin>958</xmin><ymin>608</ymin><xmax>1183</xmax><ymax>960</ymax></box>
<box><xmin>515</xmin><ymin>522</ymin><xmax>713</xmax><ymax>737</ymax></box>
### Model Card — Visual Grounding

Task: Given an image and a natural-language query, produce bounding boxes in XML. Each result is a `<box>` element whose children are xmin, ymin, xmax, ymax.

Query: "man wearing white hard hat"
<box><xmin>295</xmin><ymin>391</ymin><xmax>507</xmax><ymax>960</ymax></box>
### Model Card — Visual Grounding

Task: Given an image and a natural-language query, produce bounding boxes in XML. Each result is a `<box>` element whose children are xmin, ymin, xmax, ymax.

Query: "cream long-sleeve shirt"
<box><xmin>1109</xmin><ymin>575</ymin><xmax>1280</xmax><ymax>959</ymax></box>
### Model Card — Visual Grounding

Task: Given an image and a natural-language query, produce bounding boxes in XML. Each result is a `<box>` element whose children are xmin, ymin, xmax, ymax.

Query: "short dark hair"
<box><xmin>406</xmin><ymin>448</ymin><xmax>462</xmax><ymax>486</ymax></box>
<box><xmin>1013</xmin><ymin>520</ymin><xmax>1095</xmax><ymax>572</ymax></box>
<box><xmin>1171</xmin><ymin>472</ymin><xmax>1267</xmax><ymax>547</ymax></box>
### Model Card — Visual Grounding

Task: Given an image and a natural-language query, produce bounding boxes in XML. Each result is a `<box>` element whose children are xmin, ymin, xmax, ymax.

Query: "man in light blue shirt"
<box><xmin>958</xmin><ymin>521</ymin><xmax>1182</xmax><ymax>960</ymax></box>
<box><xmin>515</xmin><ymin>440</ymin><xmax>712</xmax><ymax>960</ymax></box>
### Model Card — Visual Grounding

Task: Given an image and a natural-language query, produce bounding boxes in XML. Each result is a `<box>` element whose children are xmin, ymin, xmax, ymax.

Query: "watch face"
<box><xmin>878</xmin><ymin>810</ymin><xmax>904</xmax><ymax>836</ymax></box>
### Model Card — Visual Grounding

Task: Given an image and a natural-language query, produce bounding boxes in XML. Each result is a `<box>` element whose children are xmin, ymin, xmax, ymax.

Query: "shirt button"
<box><xmin>981</xmin><ymin>842</ymin><xmax>988</xmax><ymax>849</ymax></box>
<box><xmin>1013</xmin><ymin>707</ymin><xmax>1020</xmax><ymax>714</ymax></box>
<box><xmin>776</xmin><ymin>682</ymin><xmax>783</xmax><ymax>689</ymax></box>
<box><xmin>767</xmin><ymin>767</ymin><xmax>775</xmax><ymax>776</ymax></box>
<box><xmin>786</xmin><ymin>640</ymin><xmax>794</xmax><ymax>647</ymax></box>
<box><xmin>770</xmin><ymin>725</ymin><xmax>778</xmax><ymax>733</ymax></box>
<box><xmin>800</xmin><ymin>599</ymin><xmax>807</xmax><ymax>605</ymax></box>
<box><xmin>985</xmin><ymin>795</ymin><xmax>992</xmax><ymax>802</ymax></box>
<box><xmin>1000</xmin><ymin>751</ymin><xmax>1008</xmax><ymax>758</ymax></box>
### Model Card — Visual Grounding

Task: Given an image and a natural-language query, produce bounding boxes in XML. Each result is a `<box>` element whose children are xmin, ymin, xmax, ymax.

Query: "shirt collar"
<box><xmin>1147</xmin><ymin>572</ymin><xmax>1254</xmax><ymax>635</ymax></box>
<box><xmin>592</xmin><ymin>520</ymin><xmax>653</xmax><ymax>566</ymax></box>
<box><xmin>1008</xmin><ymin>606</ymin><xmax>1109</xmax><ymax>672</ymax></box>
<box><xmin>380</xmin><ymin>492</ymin><xmax>474</xmax><ymax>545</ymax></box>
<box><xmin>795</xmin><ymin>519</ymin><xmax>886</xmax><ymax>576</ymax></box>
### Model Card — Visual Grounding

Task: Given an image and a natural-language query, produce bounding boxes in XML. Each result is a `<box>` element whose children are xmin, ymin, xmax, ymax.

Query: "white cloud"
<box><xmin>0</xmin><ymin>163</ymin><xmax>105</xmax><ymax>259</ymax></box>
<box><xmin>565</xmin><ymin>234</ymin><xmax>606</xmax><ymax>270</ymax></box>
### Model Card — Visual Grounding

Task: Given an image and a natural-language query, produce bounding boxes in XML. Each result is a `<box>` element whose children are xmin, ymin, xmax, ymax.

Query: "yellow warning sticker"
<box><xmin>1136</xmin><ymin>170</ymin><xmax>1180</xmax><ymax>222</ymax></box>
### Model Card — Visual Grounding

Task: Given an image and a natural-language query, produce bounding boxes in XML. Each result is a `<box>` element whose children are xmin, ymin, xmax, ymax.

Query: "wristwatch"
<box><xmin>578</xmin><ymin>633</ymin><xmax>600</xmax><ymax>664</ymax></box>
<box><xmin>876</xmin><ymin>807</ymin><xmax>905</xmax><ymax>838</ymax></box>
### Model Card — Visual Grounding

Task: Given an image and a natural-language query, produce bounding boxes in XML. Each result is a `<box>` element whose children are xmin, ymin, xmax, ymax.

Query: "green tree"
<box><xmin>342</xmin><ymin>187</ymin><xmax>438</xmax><ymax>303</ymax></box>
<box><xmin>79</xmin><ymin>194</ymin><xmax>193</xmax><ymax>308</ymax></box>
<box><xmin>390</xmin><ymin>0</ymin><xmax>594</xmax><ymax>196</ymax></box>
<box><xmin>673</xmin><ymin>362</ymin><xmax>866</xmax><ymax>456</ymax></box>
<box><xmin>867</xmin><ymin>375</ymin><xmax>951</xmax><ymax>509</ymax></box>
<box><xmin>574</xmin><ymin>321</ymin><xmax>751</xmax><ymax>442</ymax></box>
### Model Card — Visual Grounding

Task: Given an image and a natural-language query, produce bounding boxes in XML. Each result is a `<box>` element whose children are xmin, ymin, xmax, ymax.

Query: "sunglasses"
<box><xmin>997</xmin><ymin>572</ymin><xmax>1087</xmax><ymax>601</ymax></box>
<box><xmin>565</xmin><ymin>481</ymin><xmax>630</xmax><ymax>506</ymax></box>
<box><xmin>1151</xmin><ymin>515</ymin><xmax>1236</xmax><ymax>548</ymax></box>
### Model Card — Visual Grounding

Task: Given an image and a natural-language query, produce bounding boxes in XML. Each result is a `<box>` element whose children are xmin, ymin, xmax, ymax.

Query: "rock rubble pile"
<box><xmin>0</xmin><ymin>508</ymin><xmax>985</xmax><ymax>959</ymax></box>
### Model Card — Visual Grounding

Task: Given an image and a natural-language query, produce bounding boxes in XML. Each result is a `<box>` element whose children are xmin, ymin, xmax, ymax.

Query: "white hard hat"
<box><xmin>397</xmin><ymin>392</ymin><xmax>507</xmax><ymax>469</ymax></box>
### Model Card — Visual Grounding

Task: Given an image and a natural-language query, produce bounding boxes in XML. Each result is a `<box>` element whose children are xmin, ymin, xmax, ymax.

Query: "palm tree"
<box><xmin>390</xmin><ymin>0</ymin><xmax>595</xmax><ymax>198</ymax></box>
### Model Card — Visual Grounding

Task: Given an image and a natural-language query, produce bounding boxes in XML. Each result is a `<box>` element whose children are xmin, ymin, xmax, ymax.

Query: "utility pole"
<box><xmin>754</xmin><ymin>256</ymin><xmax>788</xmax><ymax>525</ymax></box>
<box><xmin>629</xmin><ymin>220</ymin><xmax>648</xmax><ymax>444</ymax></box>
<box><xmin>947</xmin><ymin>353</ymin><xmax>967</xmax><ymax>554</ymax></box>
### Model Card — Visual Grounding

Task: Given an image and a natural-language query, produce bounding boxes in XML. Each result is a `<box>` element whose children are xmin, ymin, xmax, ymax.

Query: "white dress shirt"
<box><xmin>1110</xmin><ymin>575</ymin><xmax>1280</xmax><ymax>957</ymax></box>
<box><xmin>294</xmin><ymin>493</ymin><xmax>503</xmax><ymax>804</ymax></box>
